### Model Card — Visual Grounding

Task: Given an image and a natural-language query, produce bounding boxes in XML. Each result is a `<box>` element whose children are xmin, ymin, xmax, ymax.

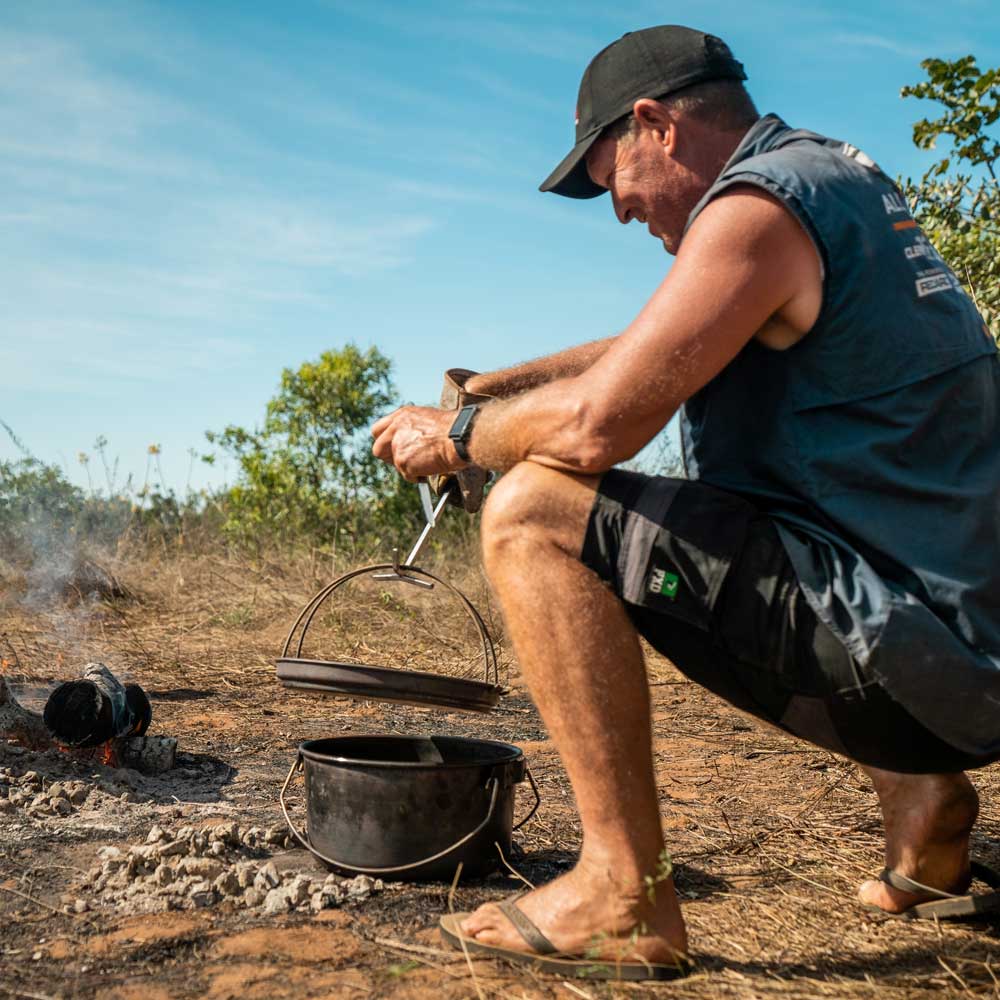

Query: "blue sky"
<box><xmin>3</xmin><ymin>0</ymin><xmax>998</xmax><ymax>495</ymax></box>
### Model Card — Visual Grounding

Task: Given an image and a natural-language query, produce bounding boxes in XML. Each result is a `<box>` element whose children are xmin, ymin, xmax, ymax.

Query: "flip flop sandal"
<box><xmin>439</xmin><ymin>890</ymin><xmax>692</xmax><ymax>982</ymax></box>
<box><xmin>870</xmin><ymin>860</ymin><xmax>1000</xmax><ymax>920</ymax></box>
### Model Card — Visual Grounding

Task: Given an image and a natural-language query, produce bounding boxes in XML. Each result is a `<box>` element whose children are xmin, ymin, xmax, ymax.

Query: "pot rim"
<box><xmin>298</xmin><ymin>734</ymin><xmax>524</xmax><ymax>770</ymax></box>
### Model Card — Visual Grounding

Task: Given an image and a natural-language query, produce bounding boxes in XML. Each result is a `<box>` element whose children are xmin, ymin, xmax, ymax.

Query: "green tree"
<box><xmin>900</xmin><ymin>55</ymin><xmax>1000</xmax><ymax>341</ymax></box>
<box><xmin>206</xmin><ymin>344</ymin><xmax>421</xmax><ymax>550</ymax></box>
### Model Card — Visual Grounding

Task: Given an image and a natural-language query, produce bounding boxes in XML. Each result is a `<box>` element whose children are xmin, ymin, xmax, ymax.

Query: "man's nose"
<box><xmin>611</xmin><ymin>195</ymin><xmax>631</xmax><ymax>225</ymax></box>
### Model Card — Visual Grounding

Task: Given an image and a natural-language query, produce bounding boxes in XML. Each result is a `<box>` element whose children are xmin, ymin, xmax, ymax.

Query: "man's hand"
<box><xmin>371</xmin><ymin>406</ymin><xmax>467</xmax><ymax>482</ymax></box>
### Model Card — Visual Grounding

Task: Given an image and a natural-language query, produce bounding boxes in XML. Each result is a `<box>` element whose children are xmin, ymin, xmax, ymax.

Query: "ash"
<box><xmin>75</xmin><ymin>821</ymin><xmax>383</xmax><ymax>916</ymax></box>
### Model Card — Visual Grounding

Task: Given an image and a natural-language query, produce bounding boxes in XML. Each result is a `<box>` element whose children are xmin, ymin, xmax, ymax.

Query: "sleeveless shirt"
<box><xmin>680</xmin><ymin>114</ymin><xmax>1000</xmax><ymax>755</ymax></box>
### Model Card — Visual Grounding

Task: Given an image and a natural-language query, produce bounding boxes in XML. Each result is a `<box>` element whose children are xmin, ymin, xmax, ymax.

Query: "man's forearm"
<box><xmin>465</xmin><ymin>336</ymin><xmax>617</xmax><ymax>397</ymax></box>
<box><xmin>464</xmin><ymin>376</ymin><xmax>618</xmax><ymax>476</ymax></box>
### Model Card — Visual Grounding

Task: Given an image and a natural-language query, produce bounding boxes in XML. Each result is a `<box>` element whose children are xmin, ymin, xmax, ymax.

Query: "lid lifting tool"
<box><xmin>373</xmin><ymin>479</ymin><xmax>451</xmax><ymax>590</ymax></box>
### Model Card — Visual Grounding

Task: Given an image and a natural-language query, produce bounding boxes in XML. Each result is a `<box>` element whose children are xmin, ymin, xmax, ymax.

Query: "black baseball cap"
<box><xmin>539</xmin><ymin>25</ymin><xmax>747</xmax><ymax>199</ymax></box>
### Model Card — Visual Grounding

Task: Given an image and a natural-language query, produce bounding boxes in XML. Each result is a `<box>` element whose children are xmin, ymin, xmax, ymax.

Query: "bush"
<box><xmin>205</xmin><ymin>344</ymin><xmax>423</xmax><ymax>554</ymax></box>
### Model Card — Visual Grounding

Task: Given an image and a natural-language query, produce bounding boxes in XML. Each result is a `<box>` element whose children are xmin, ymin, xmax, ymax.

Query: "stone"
<box><xmin>287</xmin><ymin>874</ymin><xmax>311</xmax><ymax>906</ymax></box>
<box><xmin>207</xmin><ymin>840</ymin><xmax>226</xmax><ymax>858</ymax></box>
<box><xmin>344</xmin><ymin>875</ymin><xmax>377</xmax><ymax>899</ymax></box>
<box><xmin>73</xmin><ymin>899</ymin><xmax>89</xmax><ymax>914</ymax></box>
<box><xmin>263</xmin><ymin>887</ymin><xmax>291</xmax><ymax>914</ymax></box>
<box><xmin>234</xmin><ymin>863</ymin><xmax>256</xmax><ymax>889</ymax></box>
<box><xmin>0</xmin><ymin>798</ymin><xmax>14</xmax><ymax>813</ymax></box>
<box><xmin>210</xmin><ymin>821</ymin><xmax>239</xmax><ymax>845</ymax></box>
<box><xmin>67</xmin><ymin>785</ymin><xmax>89</xmax><ymax>806</ymax></box>
<box><xmin>49</xmin><ymin>796</ymin><xmax>72</xmax><ymax>816</ymax></box>
<box><xmin>310</xmin><ymin>889</ymin><xmax>340</xmax><ymax>913</ymax></box>
<box><xmin>47</xmin><ymin>781</ymin><xmax>66</xmax><ymax>799</ymax></box>
<box><xmin>213</xmin><ymin>870</ymin><xmax>241</xmax><ymax>897</ymax></box>
<box><xmin>98</xmin><ymin>846</ymin><xmax>123</xmax><ymax>861</ymax></box>
<box><xmin>178</xmin><ymin>857</ymin><xmax>223</xmax><ymax>880</ymax></box>
<box><xmin>243</xmin><ymin>887</ymin><xmax>264</xmax><ymax>908</ymax></box>
<box><xmin>189</xmin><ymin>889</ymin><xmax>215</xmax><ymax>908</ymax></box>
<box><xmin>158</xmin><ymin>840</ymin><xmax>188</xmax><ymax>858</ymax></box>
<box><xmin>254</xmin><ymin>862</ymin><xmax>280</xmax><ymax>891</ymax></box>
<box><xmin>175</xmin><ymin>826</ymin><xmax>194</xmax><ymax>841</ymax></box>
<box><xmin>152</xmin><ymin>864</ymin><xmax>173</xmax><ymax>887</ymax></box>
<box><xmin>146</xmin><ymin>824</ymin><xmax>168</xmax><ymax>843</ymax></box>
<box><xmin>263</xmin><ymin>825</ymin><xmax>286</xmax><ymax>845</ymax></box>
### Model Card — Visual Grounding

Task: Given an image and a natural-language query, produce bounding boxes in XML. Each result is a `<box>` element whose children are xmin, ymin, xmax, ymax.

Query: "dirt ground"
<box><xmin>4</xmin><ymin>548</ymin><xmax>1000</xmax><ymax>999</ymax></box>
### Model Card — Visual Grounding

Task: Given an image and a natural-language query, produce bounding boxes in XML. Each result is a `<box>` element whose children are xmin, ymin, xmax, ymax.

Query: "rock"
<box><xmin>49</xmin><ymin>796</ymin><xmax>72</xmax><ymax>816</ymax></box>
<box><xmin>287</xmin><ymin>874</ymin><xmax>311</xmax><ymax>906</ymax></box>
<box><xmin>189</xmin><ymin>889</ymin><xmax>215</xmax><ymax>908</ymax></box>
<box><xmin>344</xmin><ymin>875</ymin><xmax>377</xmax><ymax>899</ymax></box>
<box><xmin>243</xmin><ymin>887</ymin><xmax>264</xmax><ymax>907</ymax></box>
<box><xmin>263</xmin><ymin>825</ymin><xmax>286</xmax><ymax>845</ymax></box>
<box><xmin>310</xmin><ymin>889</ymin><xmax>340</xmax><ymax>913</ymax></box>
<box><xmin>73</xmin><ymin>899</ymin><xmax>89</xmax><ymax>914</ymax></box>
<box><xmin>158</xmin><ymin>840</ymin><xmax>188</xmax><ymax>858</ymax></box>
<box><xmin>207</xmin><ymin>840</ymin><xmax>226</xmax><ymax>858</ymax></box>
<box><xmin>67</xmin><ymin>785</ymin><xmax>89</xmax><ymax>806</ymax></box>
<box><xmin>0</xmin><ymin>798</ymin><xmax>14</xmax><ymax>813</ymax></box>
<box><xmin>263</xmin><ymin>887</ymin><xmax>291</xmax><ymax>915</ymax></box>
<box><xmin>178</xmin><ymin>857</ymin><xmax>223</xmax><ymax>880</ymax></box>
<box><xmin>48</xmin><ymin>781</ymin><xmax>66</xmax><ymax>799</ymax></box>
<box><xmin>234</xmin><ymin>863</ymin><xmax>256</xmax><ymax>889</ymax></box>
<box><xmin>254</xmin><ymin>862</ymin><xmax>280</xmax><ymax>891</ymax></box>
<box><xmin>213</xmin><ymin>870</ymin><xmax>241</xmax><ymax>897</ymax></box>
<box><xmin>152</xmin><ymin>864</ymin><xmax>173</xmax><ymax>887</ymax></box>
<box><xmin>146</xmin><ymin>825</ymin><xmax>168</xmax><ymax>843</ymax></box>
<box><xmin>175</xmin><ymin>826</ymin><xmax>194</xmax><ymax>841</ymax></box>
<box><xmin>98</xmin><ymin>846</ymin><xmax>124</xmax><ymax>861</ymax></box>
<box><xmin>210</xmin><ymin>821</ymin><xmax>239</xmax><ymax>845</ymax></box>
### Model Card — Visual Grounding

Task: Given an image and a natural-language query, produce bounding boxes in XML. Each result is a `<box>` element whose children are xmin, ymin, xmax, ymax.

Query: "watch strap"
<box><xmin>449</xmin><ymin>404</ymin><xmax>479</xmax><ymax>462</ymax></box>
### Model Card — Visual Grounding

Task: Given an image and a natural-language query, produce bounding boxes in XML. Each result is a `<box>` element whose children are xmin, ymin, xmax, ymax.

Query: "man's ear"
<box><xmin>631</xmin><ymin>98</ymin><xmax>675</xmax><ymax>148</ymax></box>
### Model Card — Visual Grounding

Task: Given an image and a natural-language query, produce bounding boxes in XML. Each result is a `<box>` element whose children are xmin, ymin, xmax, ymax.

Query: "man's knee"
<box><xmin>481</xmin><ymin>462</ymin><xmax>596</xmax><ymax>567</ymax></box>
<box><xmin>481</xmin><ymin>462</ymin><xmax>551</xmax><ymax>542</ymax></box>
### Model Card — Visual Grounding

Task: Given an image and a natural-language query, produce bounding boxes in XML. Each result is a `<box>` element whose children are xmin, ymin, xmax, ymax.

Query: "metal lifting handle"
<box><xmin>280</xmin><ymin>755</ymin><xmax>509</xmax><ymax>876</ymax></box>
<box><xmin>280</xmin><ymin>563</ymin><xmax>500</xmax><ymax>687</ymax></box>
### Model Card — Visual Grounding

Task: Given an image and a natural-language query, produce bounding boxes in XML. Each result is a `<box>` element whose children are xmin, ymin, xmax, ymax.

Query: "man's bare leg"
<box><xmin>857</xmin><ymin>767</ymin><xmax>979</xmax><ymax>912</ymax></box>
<box><xmin>460</xmin><ymin>463</ymin><xmax>688</xmax><ymax>963</ymax></box>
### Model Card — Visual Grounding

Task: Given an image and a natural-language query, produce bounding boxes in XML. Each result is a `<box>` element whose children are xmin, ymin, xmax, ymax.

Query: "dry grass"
<box><xmin>3</xmin><ymin>539</ymin><xmax>1000</xmax><ymax>998</ymax></box>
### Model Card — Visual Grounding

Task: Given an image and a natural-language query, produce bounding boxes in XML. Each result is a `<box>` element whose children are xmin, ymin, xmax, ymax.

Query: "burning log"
<box><xmin>44</xmin><ymin>663</ymin><xmax>151</xmax><ymax>748</ymax></box>
<box><xmin>0</xmin><ymin>662</ymin><xmax>176</xmax><ymax>774</ymax></box>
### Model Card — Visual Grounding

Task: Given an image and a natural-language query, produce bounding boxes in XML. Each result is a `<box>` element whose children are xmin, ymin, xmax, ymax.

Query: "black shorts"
<box><xmin>581</xmin><ymin>469</ymin><xmax>994</xmax><ymax>775</ymax></box>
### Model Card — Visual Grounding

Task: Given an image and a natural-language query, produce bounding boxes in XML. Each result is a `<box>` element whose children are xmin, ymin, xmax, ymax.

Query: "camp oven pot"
<box><xmin>281</xmin><ymin>734</ymin><xmax>539</xmax><ymax>881</ymax></box>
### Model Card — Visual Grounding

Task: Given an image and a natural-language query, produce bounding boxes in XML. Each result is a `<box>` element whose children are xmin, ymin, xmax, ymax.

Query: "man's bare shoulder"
<box><xmin>679</xmin><ymin>184</ymin><xmax>823</xmax><ymax>346</ymax></box>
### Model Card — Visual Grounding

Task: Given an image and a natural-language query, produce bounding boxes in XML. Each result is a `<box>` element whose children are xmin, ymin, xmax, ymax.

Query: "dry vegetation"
<box><xmin>3</xmin><ymin>540</ymin><xmax>1000</xmax><ymax>999</ymax></box>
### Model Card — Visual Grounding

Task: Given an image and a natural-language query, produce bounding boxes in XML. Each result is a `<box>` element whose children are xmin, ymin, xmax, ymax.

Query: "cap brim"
<box><xmin>539</xmin><ymin>130</ymin><xmax>607</xmax><ymax>199</ymax></box>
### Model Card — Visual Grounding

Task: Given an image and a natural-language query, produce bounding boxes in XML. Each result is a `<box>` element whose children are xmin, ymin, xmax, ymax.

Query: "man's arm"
<box><xmin>465</xmin><ymin>337</ymin><xmax>617</xmax><ymax>397</ymax></box>
<box><xmin>372</xmin><ymin>185</ymin><xmax>821</xmax><ymax>481</ymax></box>
<box><xmin>465</xmin><ymin>186</ymin><xmax>822</xmax><ymax>473</ymax></box>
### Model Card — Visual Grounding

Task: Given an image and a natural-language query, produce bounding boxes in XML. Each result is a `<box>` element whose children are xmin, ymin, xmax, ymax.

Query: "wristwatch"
<box><xmin>448</xmin><ymin>404</ymin><xmax>479</xmax><ymax>462</ymax></box>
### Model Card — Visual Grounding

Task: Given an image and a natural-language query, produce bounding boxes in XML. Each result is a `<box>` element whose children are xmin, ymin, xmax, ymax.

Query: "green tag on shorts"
<box><xmin>648</xmin><ymin>568</ymin><xmax>680</xmax><ymax>600</ymax></box>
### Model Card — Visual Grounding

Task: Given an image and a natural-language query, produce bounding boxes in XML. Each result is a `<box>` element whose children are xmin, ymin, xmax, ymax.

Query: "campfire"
<box><xmin>0</xmin><ymin>659</ymin><xmax>176</xmax><ymax>775</ymax></box>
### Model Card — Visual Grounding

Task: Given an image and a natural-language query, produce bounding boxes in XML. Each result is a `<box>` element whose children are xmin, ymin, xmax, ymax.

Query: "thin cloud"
<box><xmin>829</xmin><ymin>32</ymin><xmax>931</xmax><ymax>60</ymax></box>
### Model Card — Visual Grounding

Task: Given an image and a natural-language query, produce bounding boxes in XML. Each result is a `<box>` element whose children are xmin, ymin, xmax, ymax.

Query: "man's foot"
<box><xmin>858</xmin><ymin>770</ymin><xmax>979</xmax><ymax>913</ymax></box>
<box><xmin>459</xmin><ymin>858</ymin><xmax>689</xmax><ymax>964</ymax></box>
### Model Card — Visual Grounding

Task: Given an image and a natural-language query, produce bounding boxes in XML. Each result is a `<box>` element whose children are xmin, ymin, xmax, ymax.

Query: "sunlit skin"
<box><xmin>370</xmin><ymin>97</ymin><xmax>980</xmax><ymax>960</ymax></box>
<box><xmin>583</xmin><ymin>98</ymin><xmax>722</xmax><ymax>255</ymax></box>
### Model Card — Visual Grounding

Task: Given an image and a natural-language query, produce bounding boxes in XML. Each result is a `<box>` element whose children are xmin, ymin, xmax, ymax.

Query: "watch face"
<box><xmin>450</xmin><ymin>404</ymin><xmax>478</xmax><ymax>441</ymax></box>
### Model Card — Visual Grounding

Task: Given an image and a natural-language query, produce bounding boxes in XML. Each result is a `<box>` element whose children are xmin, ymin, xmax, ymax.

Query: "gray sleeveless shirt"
<box><xmin>680</xmin><ymin>115</ymin><xmax>1000</xmax><ymax>755</ymax></box>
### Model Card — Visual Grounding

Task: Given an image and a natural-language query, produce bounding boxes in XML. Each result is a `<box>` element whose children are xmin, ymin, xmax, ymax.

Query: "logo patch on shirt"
<box><xmin>648</xmin><ymin>568</ymin><xmax>680</xmax><ymax>600</ymax></box>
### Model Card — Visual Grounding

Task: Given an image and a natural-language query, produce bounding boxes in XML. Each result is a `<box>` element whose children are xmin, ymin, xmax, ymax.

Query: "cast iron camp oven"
<box><xmin>276</xmin><ymin>563</ymin><xmax>504</xmax><ymax>712</ymax></box>
<box><xmin>281</xmin><ymin>735</ymin><xmax>539</xmax><ymax>880</ymax></box>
